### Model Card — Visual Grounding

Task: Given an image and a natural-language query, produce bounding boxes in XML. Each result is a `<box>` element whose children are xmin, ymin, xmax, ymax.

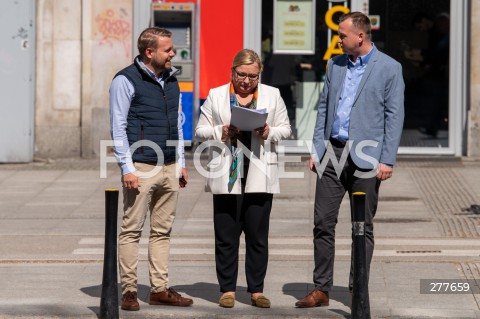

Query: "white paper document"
<box><xmin>230</xmin><ymin>106</ymin><xmax>268</xmax><ymax>131</ymax></box>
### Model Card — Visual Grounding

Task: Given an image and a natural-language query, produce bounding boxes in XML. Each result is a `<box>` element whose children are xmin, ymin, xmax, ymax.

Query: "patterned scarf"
<box><xmin>228</xmin><ymin>83</ymin><xmax>258</xmax><ymax>190</ymax></box>
<box><xmin>229</xmin><ymin>82</ymin><xmax>258</xmax><ymax>110</ymax></box>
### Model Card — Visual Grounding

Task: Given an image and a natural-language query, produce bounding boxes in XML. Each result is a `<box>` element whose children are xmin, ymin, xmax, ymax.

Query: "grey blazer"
<box><xmin>312</xmin><ymin>46</ymin><xmax>405</xmax><ymax>170</ymax></box>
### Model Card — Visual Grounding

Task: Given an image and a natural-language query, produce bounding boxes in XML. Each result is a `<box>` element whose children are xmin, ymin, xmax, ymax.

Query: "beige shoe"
<box><xmin>219</xmin><ymin>294</ymin><xmax>235</xmax><ymax>308</ymax></box>
<box><xmin>251</xmin><ymin>295</ymin><xmax>271</xmax><ymax>308</ymax></box>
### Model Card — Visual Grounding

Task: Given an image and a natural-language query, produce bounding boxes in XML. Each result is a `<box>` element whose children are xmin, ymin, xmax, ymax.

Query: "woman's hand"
<box><xmin>221</xmin><ymin>125</ymin><xmax>229</xmax><ymax>141</ymax></box>
<box><xmin>255</xmin><ymin>123</ymin><xmax>269</xmax><ymax>140</ymax></box>
<box><xmin>221</xmin><ymin>125</ymin><xmax>239</xmax><ymax>141</ymax></box>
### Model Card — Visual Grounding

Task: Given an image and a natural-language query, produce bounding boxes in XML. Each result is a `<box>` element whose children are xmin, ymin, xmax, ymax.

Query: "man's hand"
<box><xmin>254</xmin><ymin>123</ymin><xmax>269</xmax><ymax>140</ymax></box>
<box><xmin>179</xmin><ymin>167</ymin><xmax>188</xmax><ymax>188</ymax></box>
<box><xmin>123</xmin><ymin>172</ymin><xmax>139</xmax><ymax>190</ymax></box>
<box><xmin>309</xmin><ymin>158</ymin><xmax>317</xmax><ymax>173</ymax></box>
<box><xmin>376</xmin><ymin>163</ymin><xmax>393</xmax><ymax>181</ymax></box>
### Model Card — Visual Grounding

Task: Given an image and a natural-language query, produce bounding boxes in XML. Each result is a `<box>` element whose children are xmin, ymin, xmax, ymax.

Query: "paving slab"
<box><xmin>0</xmin><ymin>157</ymin><xmax>480</xmax><ymax>318</ymax></box>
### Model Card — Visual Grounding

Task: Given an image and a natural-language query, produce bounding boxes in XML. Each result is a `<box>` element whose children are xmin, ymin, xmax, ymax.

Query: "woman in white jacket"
<box><xmin>195</xmin><ymin>49</ymin><xmax>291</xmax><ymax>308</ymax></box>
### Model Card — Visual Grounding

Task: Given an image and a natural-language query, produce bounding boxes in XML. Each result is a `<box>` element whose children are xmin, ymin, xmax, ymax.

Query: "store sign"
<box><xmin>273</xmin><ymin>0</ymin><xmax>316</xmax><ymax>54</ymax></box>
<box><xmin>323</xmin><ymin>4</ymin><xmax>350</xmax><ymax>60</ymax></box>
<box><xmin>370</xmin><ymin>15</ymin><xmax>380</xmax><ymax>30</ymax></box>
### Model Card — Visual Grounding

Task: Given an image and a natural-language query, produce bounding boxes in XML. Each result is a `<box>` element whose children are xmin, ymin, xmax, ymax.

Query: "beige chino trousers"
<box><xmin>118</xmin><ymin>162</ymin><xmax>179</xmax><ymax>294</ymax></box>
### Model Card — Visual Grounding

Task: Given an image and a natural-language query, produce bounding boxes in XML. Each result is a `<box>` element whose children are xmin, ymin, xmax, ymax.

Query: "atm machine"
<box><xmin>151</xmin><ymin>2</ymin><xmax>195</xmax><ymax>141</ymax></box>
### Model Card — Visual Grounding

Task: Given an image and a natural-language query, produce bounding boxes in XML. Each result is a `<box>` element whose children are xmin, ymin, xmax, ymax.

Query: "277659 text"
<box><xmin>420</xmin><ymin>279</ymin><xmax>479</xmax><ymax>294</ymax></box>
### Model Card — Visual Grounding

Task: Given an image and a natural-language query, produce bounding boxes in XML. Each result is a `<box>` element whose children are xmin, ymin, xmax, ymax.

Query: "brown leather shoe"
<box><xmin>121</xmin><ymin>291</ymin><xmax>139</xmax><ymax>311</ymax></box>
<box><xmin>295</xmin><ymin>289</ymin><xmax>329</xmax><ymax>308</ymax></box>
<box><xmin>149</xmin><ymin>288</ymin><xmax>193</xmax><ymax>307</ymax></box>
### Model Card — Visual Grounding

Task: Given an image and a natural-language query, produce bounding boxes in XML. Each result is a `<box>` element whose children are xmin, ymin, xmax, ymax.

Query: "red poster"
<box><xmin>163</xmin><ymin>0</ymin><xmax>244</xmax><ymax>99</ymax></box>
<box><xmin>199</xmin><ymin>0</ymin><xmax>243</xmax><ymax>98</ymax></box>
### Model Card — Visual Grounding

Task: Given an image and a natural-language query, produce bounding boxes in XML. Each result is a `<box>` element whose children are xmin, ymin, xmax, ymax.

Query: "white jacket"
<box><xmin>195</xmin><ymin>83</ymin><xmax>291</xmax><ymax>194</ymax></box>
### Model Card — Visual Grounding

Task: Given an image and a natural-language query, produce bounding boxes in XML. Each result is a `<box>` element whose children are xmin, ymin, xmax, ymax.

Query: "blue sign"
<box><xmin>180</xmin><ymin>91</ymin><xmax>193</xmax><ymax>141</ymax></box>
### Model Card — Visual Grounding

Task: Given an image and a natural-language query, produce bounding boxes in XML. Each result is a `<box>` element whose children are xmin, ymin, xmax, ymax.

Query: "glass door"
<box><xmin>261</xmin><ymin>0</ymin><xmax>347</xmax><ymax>144</ymax></box>
<box><xmin>259</xmin><ymin>0</ymin><xmax>466</xmax><ymax>155</ymax></box>
<box><xmin>365</xmin><ymin>0</ymin><xmax>467</xmax><ymax>155</ymax></box>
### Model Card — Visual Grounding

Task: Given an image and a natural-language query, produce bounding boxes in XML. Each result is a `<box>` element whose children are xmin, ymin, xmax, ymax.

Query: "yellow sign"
<box><xmin>323</xmin><ymin>5</ymin><xmax>350</xmax><ymax>60</ymax></box>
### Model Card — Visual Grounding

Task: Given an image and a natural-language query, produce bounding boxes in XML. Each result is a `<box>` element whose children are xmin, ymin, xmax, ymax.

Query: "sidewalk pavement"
<box><xmin>0</xmin><ymin>155</ymin><xmax>480</xmax><ymax>318</ymax></box>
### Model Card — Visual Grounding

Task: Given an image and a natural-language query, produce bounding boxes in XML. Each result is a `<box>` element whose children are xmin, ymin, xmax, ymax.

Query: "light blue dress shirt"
<box><xmin>331</xmin><ymin>45</ymin><xmax>375</xmax><ymax>142</ymax></box>
<box><xmin>110</xmin><ymin>59</ymin><xmax>185</xmax><ymax>175</ymax></box>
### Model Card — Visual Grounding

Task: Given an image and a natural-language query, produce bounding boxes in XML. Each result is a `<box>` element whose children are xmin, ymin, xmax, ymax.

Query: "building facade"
<box><xmin>1</xmin><ymin>0</ymin><xmax>478</xmax><ymax>161</ymax></box>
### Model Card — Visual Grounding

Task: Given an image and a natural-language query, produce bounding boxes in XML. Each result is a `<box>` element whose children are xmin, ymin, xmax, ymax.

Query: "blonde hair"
<box><xmin>231</xmin><ymin>49</ymin><xmax>263</xmax><ymax>73</ymax></box>
<box><xmin>137</xmin><ymin>27</ymin><xmax>172</xmax><ymax>57</ymax></box>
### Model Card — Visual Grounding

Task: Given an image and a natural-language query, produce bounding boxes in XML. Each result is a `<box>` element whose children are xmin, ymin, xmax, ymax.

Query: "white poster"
<box><xmin>273</xmin><ymin>0</ymin><xmax>316</xmax><ymax>54</ymax></box>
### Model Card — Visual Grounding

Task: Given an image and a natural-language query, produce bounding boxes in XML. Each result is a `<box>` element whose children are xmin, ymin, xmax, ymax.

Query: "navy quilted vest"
<box><xmin>115</xmin><ymin>57</ymin><xmax>179</xmax><ymax>164</ymax></box>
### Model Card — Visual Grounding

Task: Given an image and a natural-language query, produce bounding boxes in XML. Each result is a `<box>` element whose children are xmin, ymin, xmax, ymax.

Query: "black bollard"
<box><xmin>100</xmin><ymin>188</ymin><xmax>119</xmax><ymax>319</ymax></box>
<box><xmin>351</xmin><ymin>192</ymin><xmax>371</xmax><ymax>319</ymax></box>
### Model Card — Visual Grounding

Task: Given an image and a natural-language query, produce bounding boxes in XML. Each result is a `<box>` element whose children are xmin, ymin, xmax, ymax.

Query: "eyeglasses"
<box><xmin>233</xmin><ymin>68</ymin><xmax>259</xmax><ymax>81</ymax></box>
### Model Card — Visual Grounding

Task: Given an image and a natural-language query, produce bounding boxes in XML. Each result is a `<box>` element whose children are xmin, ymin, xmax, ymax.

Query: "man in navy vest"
<box><xmin>110</xmin><ymin>27</ymin><xmax>192</xmax><ymax>311</ymax></box>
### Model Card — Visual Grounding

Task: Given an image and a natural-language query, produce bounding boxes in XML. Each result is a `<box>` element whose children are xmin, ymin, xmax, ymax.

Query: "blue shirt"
<box><xmin>110</xmin><ymin>59</ymin><xmax>185</xmax><ymax>175</ymax></box>
<box><xmin>331</xmin><ymin>45</ymin><xmax>374</xmax><ymax>142</ymax></box>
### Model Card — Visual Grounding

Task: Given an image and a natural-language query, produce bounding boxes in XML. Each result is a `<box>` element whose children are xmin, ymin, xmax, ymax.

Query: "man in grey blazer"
<box><xmin>296</xmin><ymin>12</ymin><xmax>404</xmax><ymax>307</ymax></box>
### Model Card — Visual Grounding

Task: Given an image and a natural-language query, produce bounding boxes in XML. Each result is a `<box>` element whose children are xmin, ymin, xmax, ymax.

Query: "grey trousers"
<box><xmin>313</xmin><ymin>143</ymin><xmax>381</xmax><ymax>292</ymax></box>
